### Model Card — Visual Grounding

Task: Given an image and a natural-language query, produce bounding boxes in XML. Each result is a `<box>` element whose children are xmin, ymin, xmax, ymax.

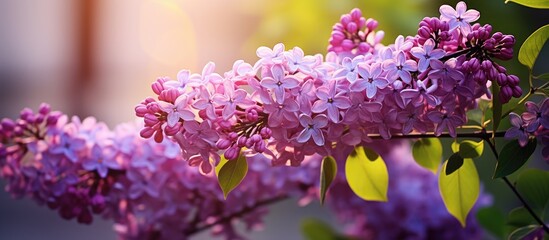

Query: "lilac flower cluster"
<box><xmin>135</xmin><ymin>2</ymin><xmax>520</xmax><ymax>170</ymax></box>
<box><xmin>326</xmin><ymin>141</ymin><xmax>489</xmax><ymax>239</ymax></box>
<box><xmin>505</xmin><ymin>99</ymin><xmax>549</xmax><ymax>161</ymax></box>
<box><xmin>0</xmin><ymin>104</ymin><xmax>490</xmax><ymax>239</ymax></box>
<box><xmin>0</xmin><ymin>104</ymin><xmax>320</xmax><ymax>239</ymax></box>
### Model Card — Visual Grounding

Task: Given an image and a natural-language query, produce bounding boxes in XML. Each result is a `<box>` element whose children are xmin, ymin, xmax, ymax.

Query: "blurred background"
<box><xmin>0</xmin><ymin>0</ymin><xmax>547</xmax><ymax>239</ymax></box>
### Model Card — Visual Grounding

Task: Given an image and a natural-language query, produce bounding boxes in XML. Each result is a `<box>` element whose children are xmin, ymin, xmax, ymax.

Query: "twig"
<box><xmin>184</xmin><ymin>194</ymin><xmax>289</xmax><ymax>236</ymax></box>
<box><xmin>484</xmin><ymin>137</ymin><xmax>549</xmax><ymax>233</ymax></box>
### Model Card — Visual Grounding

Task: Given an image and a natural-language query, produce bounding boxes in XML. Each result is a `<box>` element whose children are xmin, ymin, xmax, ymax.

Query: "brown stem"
<box><xmin>184</xmin><ymin>194</ymin><xmax>289</xmax><ymax>236</ymax></box>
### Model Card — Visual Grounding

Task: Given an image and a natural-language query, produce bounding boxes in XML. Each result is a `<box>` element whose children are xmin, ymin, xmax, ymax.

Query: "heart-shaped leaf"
<box><xmin>218</xmin><ymin>152</ymin><xmax>248</xmax><ymax>199</ymax></box>
<box><xmin>439</xmin><ymin>158</ymin><xmax>480</xmax><ymax>227</ymax></box>
<box><xmin>345</xmin><ymin>146</ymin><xmax>388</xmax><ymax>202</ymax></box>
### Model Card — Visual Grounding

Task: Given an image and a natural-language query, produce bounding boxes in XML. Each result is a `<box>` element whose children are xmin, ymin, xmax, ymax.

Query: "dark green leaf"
<box><xmin>505</xmin><ymin>0</ymin><xmax>549</xmax><ymax>9</ymax></box>
<box><xmin>493</xmin><ymin>139</ymin><xmax>537</xmax><ymax>178</ymax></box>
<box><xmin>446</xmin><ymin>153</ymin><xmax>464</xmax><ymax>175</ymax></box>
<box><xmin>218</xmin><ymin>152</ymin><xmax>248</xmax><ymax>199</ymax></box>
<box><xmin>346</xmin><ymin>146</ymin><xmax>388</xmax><ymax>202</ymax></box>
<box><xmin>492</xmin><ymin>83</ymin><xmax>502</xmax><ymax>133</ymax></box>
<box><xmin>516</xmin><ymin>169</ymin><xmax>549</xmax><ymax>213</ymax></box>
<box><xmin>320</xmin><ymin>156</ymin><xmax>337</xmax><ymax>205</ymax></box>
<box><xmin>507</xmin><ymin>207</ymin><xmax>537</xmax><ymax>227</ymax></box>
<box><xmin>476</xmin><ymin>207</ymin><xmax>506</xmax><ymax>238</ymax></box>
<box><xmin>439</xmin><ymin>158</ymin><xmax>480</xmax><ymax>227</ymax></box>
<box><xmin>412</xmin><ymin>138</ymin><xmax>442</xmax><ymax>174</ymax></box>
<box><xmin>518</xmin><ymin>24</ymin><xmax>549</xmax><ymax>69</ymax></box>
<box><xmin>458</xmin><ymin>140</ymin><xmax>484</xmax><ymax>159</ymax></box>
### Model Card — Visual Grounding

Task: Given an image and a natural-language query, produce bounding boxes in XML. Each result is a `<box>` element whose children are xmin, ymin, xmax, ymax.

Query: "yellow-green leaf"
<box><xmin>215</xmin><ymin>155</ymin><xmax>229</xmax><ymax>177</ymax></box>
<box><xmin>412</xmin><ymin>138</ymin><xmax>442</xmax><ymax>174</ymax></box>
<box><xmin>218</xmin><ymin>153</ymin><xmax>248</xmax><ymax>199</ymax></box>
<box><xmin>518</xmin><ymin>24</ymin><xmax>549</xmax><ymax>70</ymax></box>
<box><xmin>345</xmin><ymin>146</ymin><xmax>388</xmax><ymax>202</ymax></box>
<box><xmin>320</xmin><ymin>156</ymin><xmax>337</xmax><ymax>205</ymax></box>
<box><xmin>458</xmin><ymin>140</ymin><xmax>484</xmax><ymax>159</ymax></box>
<box><xmin>505</xmin><ymin>0</ymin><xmax>549</xmax><ymax>9</ymax></box>
<box><xmin>451</xmin><ymin>140</ymin><xmax>460</xmax><ymax>153</ymax></box>
<box><xmin>439</xmin><ymin>158</ymin><xmax>480</xmax><ymax>227</ymax></box>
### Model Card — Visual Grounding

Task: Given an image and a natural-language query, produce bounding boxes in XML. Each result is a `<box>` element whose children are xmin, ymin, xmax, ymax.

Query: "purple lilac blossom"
<box><xmin>133</xmin><ymin>2</ymin><xmax>520</xmax><ymax>170</ymax></box>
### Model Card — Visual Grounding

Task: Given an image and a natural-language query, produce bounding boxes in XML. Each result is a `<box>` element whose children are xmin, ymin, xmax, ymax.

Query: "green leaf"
<box><xmin>217</xmin><ymin>152</ymin><xmax>248</xmax><ymax>199</ymax></box>
<box><xmin>320</xmin><ymin>156</ymin><xmax>337</xmax><ymax>205</ymax></box>
<box><xmin>493</xmin><ymin>139</ymin><xmax>537</xmax><ymax>178</ymax></box>
<box><xmin>458</xmin><ymin>140</ymin><xmax>484</xmax><ymax>159</ymax></box>
<box><xmin>534</xmin><ymin>72</ymin><xmax>549</xmax><ymax>81</ymax></box>
<box><xmin>505</xmin><ymin>0</ymin><xmax>549</xmax><ymax>9</ymax></box>
<box><xmin>516</xmin><ymin>169</ymin><xmax>549</xmax><ymax>213</ymax></box>
<box><xmin>412</xmin><ymin>138</ymin><xmax>442</xmax><ymax>174</ymax></box>
<box><xmin>446</xmin><ymin>153</ymin><xmax>464</xmax><ymax>175</ymax></box>
<box><xmin>507</xmin><ymin>207</ymin><xmax>537</xmax><ymax>227</ymax></box>
<box><xmin>439</xmin><ymin>158</ymin><xmax>480</xmax><ymax>227</ymax></box>
<box><xmin>492</xmin><ymin>83</ymin><xmax>502</xmax><ymax>133</ymax></box>
<box><xmin>301</xmin><ymin>218</ymin><xmax>350</xmax><ymax>240</ymax></box>
<box><xmin>476</xmin><ymin>207</ymin><xmax>506</xmax><ymax>239</ymax></box>
<box><xmin>345</xmin><ymin>146</ymin><xmax>389</xmax><ymax>202</ymax></box>
<box><xmin>508</xmin><ymin>225</ymin><xmax>544</xmax><ymax>240</ymax></box>
<box><xmin>518</xmin><ymin>24</ymin><xmax>549</xmax><ymax>70</ymax></box>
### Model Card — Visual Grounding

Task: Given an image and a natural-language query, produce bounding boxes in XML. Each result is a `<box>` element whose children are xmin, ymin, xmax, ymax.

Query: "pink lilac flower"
<box><xmin>214</xmin><ymin>81</ymin><xmax>255</xmax><ymax>120</ymax></box>
<box><xmin>50</xmin><ymin>132</ymin><xmax>87</xmax><ymax>162</ymax></box>
<box><xmin>505</xmin><ymin>112</ymin><xmax>530</xmax><ymax>147</ymax></box>
<box><xmin>334</xmin><ymin>56</ymin><xmax>365</xmax><ymax>83</ymax></box>
<box><xmin>192</xmin><ymin>85</ymin><xmax>218</xmax><ymax>120</ymax></box>
<box><xmin>353</xmin><ymin>63</ymin><xmax>389</xmax><ymax>98</ymax></box>
<box><xmin>383</xmin><ymin>51</ymin><xmax>418</xmax><ymax>84</ymax></box>
<box><xmin>312</xmin><ymin>80</ymin><xmax>352</xmax><ymax>123</ymax></box>
<box><xmin>284</xmin><ymin>47</ymin><xmax>316</xmax><ymax>74</ymax></box>
<box><xmin>256</xmin><ymin>43</ymin><xmax>285</xmax><ymax>65</ymax></box>
<box><xmin>522</xmin><ymin>99</ymin><xmax>549</xmax><ymax>132</ymax></box>
<box><xmin>439</xmin><ymin>1</ymin><xmax>480</xmax><ymax>34</ymax></box>
<box><xmin>158</xmin><ymin>94</ymin><xmax>195</xmax><ymax>127</ymax></box>
<box><xmin>82</xmin><ymin>144</ymin><xmax>121</xmax><ymax>178</ymax></box>
<box><xmin>188</xmin><ymin>62</ymin><xmax>224</xmax><ymax>86</ymax></box>
<box><xmin>183</xmin><ymin>120</ymin><xmax>219</xmax><ymax>148</ymax></box>
<box><xmin>428</xmin><ymin>58</ymin><xmax>464</xmax><ymax>91</ymax></box>
<box><xmin>296</xmin><ymin>114</ymin><xmax>328</xmax><ymax>146</ymax></box>
<box><xmin>427</xmin><ymin>108</ymin><xmax>465</xmax><ymax>138</ymax></box>
<box><xmin>411</xmin><ymin>39</ymin><xmax>445</xmax><ymax>72</ymax></box>
<box><xmin>263</xmin><ymin>98</ymin><xmax>300</xmax><ymax>127</ymax></box>
<box><xmin>260</xmin><ymin>64</ymin><xmax>301</xmax><ymax>104</ymax></box>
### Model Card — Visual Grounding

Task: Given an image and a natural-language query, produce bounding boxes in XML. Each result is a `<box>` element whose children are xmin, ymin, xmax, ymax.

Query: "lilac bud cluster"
<box><xmin>328</xmin><ymin>8</ymin><xmax>384</xmax><ymax>57</ymax></box>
